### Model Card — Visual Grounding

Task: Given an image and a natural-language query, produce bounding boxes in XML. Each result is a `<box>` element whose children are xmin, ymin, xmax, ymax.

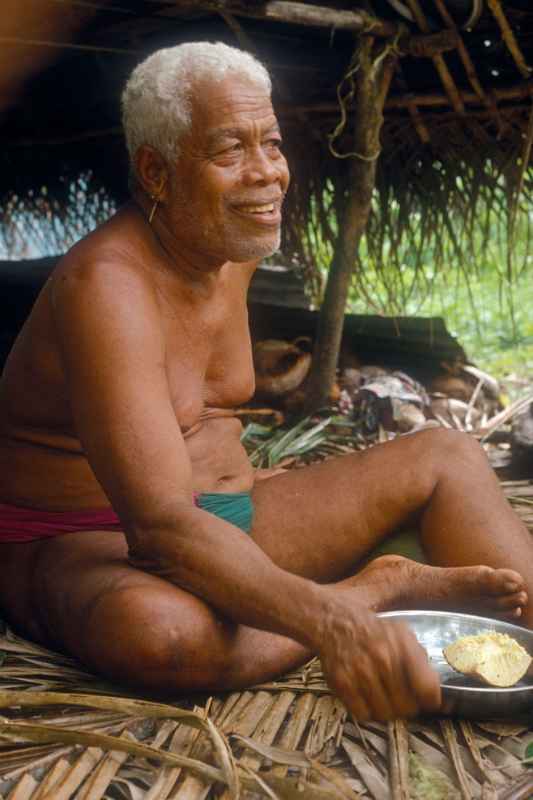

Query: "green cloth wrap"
<box><xmin>196</xmin><ymin>492</ymin><xmax>254</xmax><ymax>534</ymax></box>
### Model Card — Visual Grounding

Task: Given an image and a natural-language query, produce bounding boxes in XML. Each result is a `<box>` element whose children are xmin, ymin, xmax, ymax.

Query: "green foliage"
<box><xmin>241</xmin><ymin>416</ymin><xmax>368</xmax><ymax>467</ymax></box>
<box><xmin>310</xmin><ymin>190</ymin><xmax>533</xmax><ymax>384</ymax></box>
<box><xmin>242</xmin><ymin>417</ymin><xmax>333</xmax><ymax>467</ymax></box>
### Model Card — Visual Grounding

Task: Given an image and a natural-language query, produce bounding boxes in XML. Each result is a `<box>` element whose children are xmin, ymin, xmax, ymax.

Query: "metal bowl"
<box><xmin>378</xmin><ymin>610</ymin><xmax>533</xmax><ymax>719</ymax></box>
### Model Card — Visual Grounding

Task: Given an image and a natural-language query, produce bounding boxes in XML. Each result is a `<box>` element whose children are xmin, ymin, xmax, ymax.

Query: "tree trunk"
<box><xmin>304</xmin><ymin>39</ymin><xmax>397</xmax><ymax>412</ymax></box>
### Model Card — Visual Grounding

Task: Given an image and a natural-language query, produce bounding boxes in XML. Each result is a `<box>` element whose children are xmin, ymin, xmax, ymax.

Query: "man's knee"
<box><xmin>412</xmin><ymin>427</ymin><xmax>488</xmax><ymax>478</ymax></box>
<box><xmin>83</xmin><ymin>585</ymin><xmax>233</xmax><ymax>691</ymax></box>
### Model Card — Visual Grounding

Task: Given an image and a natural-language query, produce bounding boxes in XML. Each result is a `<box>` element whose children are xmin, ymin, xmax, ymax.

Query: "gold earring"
<box><xmin>148</xmin><ymin>194</ymin><xmax>159</xmax><ymax>225</ymax></box>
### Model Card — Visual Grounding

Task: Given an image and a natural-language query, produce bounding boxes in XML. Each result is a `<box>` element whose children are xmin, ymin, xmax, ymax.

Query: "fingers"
<box><xmin>397</xmin><ymin>624</ymin><xmax>441</xmax><ymax>714</ymax></box>
<box><xmin>322</xmin><ymin>619</ymin><xmax>441</xmax><ymax>722</ymax></box>
<box><xmin>364</xmin><ymin>623</ymin><xmax>440</xmax><ymax>720</ymax></box>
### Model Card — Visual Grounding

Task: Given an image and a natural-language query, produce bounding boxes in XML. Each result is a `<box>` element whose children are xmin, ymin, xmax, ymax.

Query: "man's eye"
<box><xmin>266</xmin><ymin>139</ymin><xmax>282</xmax><ymax>151</ymax></box>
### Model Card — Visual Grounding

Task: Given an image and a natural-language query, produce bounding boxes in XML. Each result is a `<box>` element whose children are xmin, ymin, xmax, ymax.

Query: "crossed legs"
<box><xmin>1</xmin><ymin>428</ymin><xmax>532</xmax><ymax>693</ymax></box>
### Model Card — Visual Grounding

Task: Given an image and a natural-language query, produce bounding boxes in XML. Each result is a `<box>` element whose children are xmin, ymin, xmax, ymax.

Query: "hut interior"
<box><xmin>1</xmin><ymin>2</ymin><xmax>533</xmax><ymax>394</ymax></box>
<box><xmin>2</xmin><ymin>3</ymin><xmax>533</xmax><ymax>798</ymax></box>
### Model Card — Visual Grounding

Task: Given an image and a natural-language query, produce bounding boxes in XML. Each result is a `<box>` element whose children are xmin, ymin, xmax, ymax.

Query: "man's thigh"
<box><xmin>250</xmin><ymin>430</ymin><xmax>441</xmax><ymax>581</ymax></box>
<box><xmin>3</xmin><ymin>532</ymin><xmax>227</xmax><ymax>687</ymax></box>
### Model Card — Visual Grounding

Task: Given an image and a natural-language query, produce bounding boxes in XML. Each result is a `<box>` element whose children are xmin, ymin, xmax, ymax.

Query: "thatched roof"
<box><xmin>1</xmin><ymin>1</ymin><xmax>533</xmax><ymax>275</ymax></box>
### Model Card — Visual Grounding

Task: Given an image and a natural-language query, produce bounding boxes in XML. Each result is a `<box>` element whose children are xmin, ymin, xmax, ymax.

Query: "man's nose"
<box><xmin>243</xmin><ymin>146</ymin><xmax>283</xmax><ymax>185</ymax></box>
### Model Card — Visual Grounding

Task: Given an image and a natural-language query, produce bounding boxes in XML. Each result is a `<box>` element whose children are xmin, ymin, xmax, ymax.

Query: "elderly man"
<box><xmin>0</xmin><ymin>42</ymin><xmax>531</xmax><ymax>722</ymax></box>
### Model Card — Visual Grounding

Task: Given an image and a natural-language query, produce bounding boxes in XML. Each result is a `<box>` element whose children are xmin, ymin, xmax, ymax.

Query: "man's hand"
<box><xmin>315</xmin><ymin>591</ymin><xmax>441</xmax><ymax>721</ymax></box>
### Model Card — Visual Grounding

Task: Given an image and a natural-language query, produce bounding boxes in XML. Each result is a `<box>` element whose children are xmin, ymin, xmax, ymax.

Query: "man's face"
<box><xmin>165</xmin><ymin>73</ymin><xmax>290</xmax><ymax>266</ymax></box>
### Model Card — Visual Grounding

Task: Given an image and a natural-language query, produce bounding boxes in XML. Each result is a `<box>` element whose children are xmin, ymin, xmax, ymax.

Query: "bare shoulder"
<box><xmin>50</xmin><ymin>210</ymin><xmax>157</xmax><ymax>316</ymax></box>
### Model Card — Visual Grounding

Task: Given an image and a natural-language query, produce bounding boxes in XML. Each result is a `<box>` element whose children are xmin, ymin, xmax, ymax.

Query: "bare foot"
<box><xmin>343</xmin><ymin>555</ymin><xmax>528</xmax><ymax>620</ymax></box>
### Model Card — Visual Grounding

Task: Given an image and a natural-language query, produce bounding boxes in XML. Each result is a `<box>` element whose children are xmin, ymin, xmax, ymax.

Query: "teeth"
<box><xmin>240</xmin><ymin>203</ymin><xmax>274</xmax><ymax>213</ymax></box>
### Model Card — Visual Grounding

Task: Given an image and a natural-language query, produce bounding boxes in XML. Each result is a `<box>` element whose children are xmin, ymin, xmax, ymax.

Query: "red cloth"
<box><xmin>0</xmin><ymin>503</ymin><xmax>123</xmax><ymax>542</ymax></box>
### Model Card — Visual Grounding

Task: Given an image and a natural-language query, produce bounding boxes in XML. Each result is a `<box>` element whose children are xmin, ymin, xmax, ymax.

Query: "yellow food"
<box><xmin>443</xmin><ymin>632</ymin><xmax>532</xmax><ymax>688</ymax></box>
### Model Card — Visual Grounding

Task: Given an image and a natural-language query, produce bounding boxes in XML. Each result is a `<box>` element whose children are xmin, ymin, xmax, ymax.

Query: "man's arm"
<box><xmin>51</xmin><ymin>256</ymin><xmax>323</xmax><ymax>642</ymax></box>
<box><xmin>51</xmin><ymin>257</ymin><xmax>440</xmax><ymax>720</ymax></box>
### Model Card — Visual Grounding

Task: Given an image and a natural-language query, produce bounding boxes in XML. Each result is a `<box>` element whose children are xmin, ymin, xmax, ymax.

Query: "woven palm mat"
<box><xmin>1</xmin><ymin>481</ymin><xmax>533</xmax><ymax>800</ymax></box>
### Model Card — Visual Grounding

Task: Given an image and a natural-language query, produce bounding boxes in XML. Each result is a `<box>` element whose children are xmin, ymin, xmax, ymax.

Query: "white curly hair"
<box><xmin>121</xmin><ymin>41</ymin><xmax>272</xmax><ymax>168</ymax></box>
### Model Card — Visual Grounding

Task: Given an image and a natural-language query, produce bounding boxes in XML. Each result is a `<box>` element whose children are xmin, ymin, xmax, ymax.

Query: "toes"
<box><xmin>495</xmin><ymin>590</ymin><xmax>528</xmax><ymax>610</ymax></box>
<box><xmin>487</xmin><ymin>568</ymin><xmax>525</xmax><ymax>595</ymax></box>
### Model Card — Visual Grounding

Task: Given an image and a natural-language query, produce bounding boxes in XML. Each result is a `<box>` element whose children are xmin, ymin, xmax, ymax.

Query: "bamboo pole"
<box><xmin>486</xmin><ymin>0</ymin><xmax>531</xmax><ymax>79</ymax></box>
<box><xmin>304</xmin><ymin>39</ymin><xmax>397</xmax><ymax>412</ymax></box>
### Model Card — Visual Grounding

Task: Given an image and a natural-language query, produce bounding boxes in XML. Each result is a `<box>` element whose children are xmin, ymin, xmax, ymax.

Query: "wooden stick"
<box><xmin>404</xmin><ymin>0</ymin><xmax>464</xmax><ymax>113</ymax></box>
<box><xmin>402</xmin><ymin>28</ymin><xmax>459</xmax><ymax>58</ymax></box>
<box><xmin>278</xmin><ymin>80</ymin><xmax>533</xmax><ymax>114</ymax></box>
<box><xmin>431</xmin><ymin>0</ymin><xmax>507</xmax><ymax>137</ymax></box>
<box><xmin>190</xmin><ymin>1</ymin><xmax>400</xmax><ymax>38</ymax></box>
<box><xmin>431</xmin><ymin>0</ymin><xmax>486</xmax><ymax>104</ymax></box>
<box><xmin>486</xmin><ymin>0</ymin><xmax>531</xmax><ymax>79</ymax></box>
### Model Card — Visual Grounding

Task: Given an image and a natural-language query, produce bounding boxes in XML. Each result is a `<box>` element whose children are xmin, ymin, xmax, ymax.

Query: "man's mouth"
<box><xmin>237</xmin><ymin>203</ymin><xmax>275</xmax><ymax>214</ymax></box>
<box><xmin>232</xmin><ymin>199</ymin><xmax>282</xmax><ymax>226</ymax></box>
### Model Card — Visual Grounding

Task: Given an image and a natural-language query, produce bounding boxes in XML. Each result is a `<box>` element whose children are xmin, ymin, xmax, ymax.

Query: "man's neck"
<box><xmin>131</xmin><ymin>193</ymin><xmax>225</xmax><ymax>290</ymax></box>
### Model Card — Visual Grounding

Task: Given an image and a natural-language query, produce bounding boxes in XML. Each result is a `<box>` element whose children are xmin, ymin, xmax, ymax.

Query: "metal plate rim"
<box><xmin>378</xmin><ymin>609</ymin><xmax>533</xmax><ymax>695</ymax></box>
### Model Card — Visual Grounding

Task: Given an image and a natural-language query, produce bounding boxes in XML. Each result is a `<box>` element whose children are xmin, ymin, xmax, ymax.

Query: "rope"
<box><xmin>328</xmin><ymin>31</ymin><xmax>401</xmax><ymax>161</ymax></box>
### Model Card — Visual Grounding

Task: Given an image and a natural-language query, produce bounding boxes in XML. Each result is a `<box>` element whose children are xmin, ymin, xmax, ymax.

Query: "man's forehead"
<box><xmin>205</xmin><ymin>119</ymin><xmax>280</xmax><ymax>145</ymax></box>
<box><xmin>190</xmin><ymin>74</ymin><xmax>275</xmax><ymax>128</ymax></box>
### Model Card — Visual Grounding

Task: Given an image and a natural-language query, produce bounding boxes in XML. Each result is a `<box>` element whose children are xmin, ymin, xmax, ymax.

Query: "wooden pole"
<box><xmin>486</xmin><ymin>0</ymin><xmax>532</xmax><ymax>79</ymax></box>
<box><xmin>404</xmin><ymin>0</ymin><xmax>464</xmax><ymax>113</ymax></box>
<box><xmin>431</xmin><ymin>0</ymin><xmax>506</xmax><ymax>136</ymax></box>
<box><xmin>431</xmin><ymin>0</ymin><xmax>487</xmax><ymax>104</ymax></box>
<box><xmin>303</xmin><ymin>39</ymin><xmax>397</xmax><ymax>412</ymax></box>
<box><xmin>184</xmin><ymin>1</ymin><xmax>400</xmax><ymax>38</ymax></box>
<box><xmin>277</xmin><ymin>79</ymin><xmax>533</xmax><ymax>116</ymax></box>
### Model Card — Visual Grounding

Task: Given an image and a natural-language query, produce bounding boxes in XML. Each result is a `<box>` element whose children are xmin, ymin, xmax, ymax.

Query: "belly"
<box><xmin>0</xmin><ymin>416</ymin><xmax>254</xmax><ymax>510</ymax></box>
<box><xmin>186</xmin><ymin>416</ymin><xmax>255</xmax><ymax>493</ymax></box>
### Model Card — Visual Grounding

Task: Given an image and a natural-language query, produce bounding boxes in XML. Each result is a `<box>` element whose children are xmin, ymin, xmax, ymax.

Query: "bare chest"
<box><xmin>162</xmin><ymin>289</ymin><xmax>255</xmax><ymax>429</ymax></box>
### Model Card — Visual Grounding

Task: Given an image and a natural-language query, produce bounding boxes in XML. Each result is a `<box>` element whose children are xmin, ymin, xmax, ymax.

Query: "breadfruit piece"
<box><xmin>443</xmin><ymin>632</ymin><xmax>532</xmax><ymax>688</ymax></box>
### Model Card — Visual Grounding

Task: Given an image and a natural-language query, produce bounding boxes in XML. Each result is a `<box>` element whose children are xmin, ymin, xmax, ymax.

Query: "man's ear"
<box><xmin>134</xmin><ymin>145</ymin><xmax>169</xmax><ymax>201</ymax></box>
